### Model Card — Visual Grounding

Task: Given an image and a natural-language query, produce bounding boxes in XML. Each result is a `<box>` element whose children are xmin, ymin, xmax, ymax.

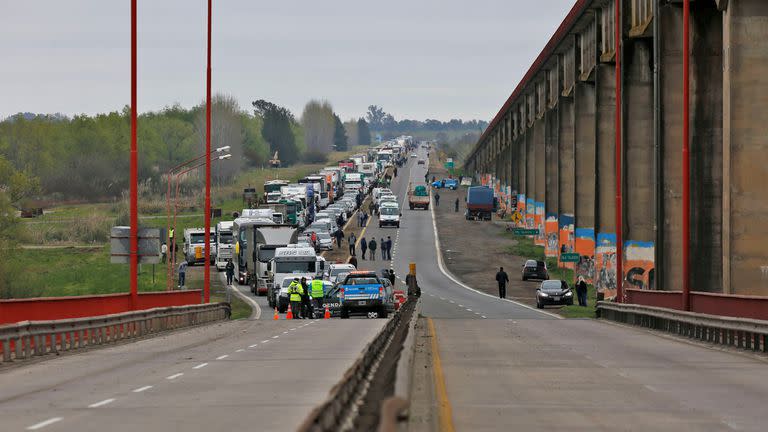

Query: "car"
<box><xmin>313</xmin><ymin>231</ymin><xmax>333</xmax><ymax>251</ymax></box>
<box><xmin>410</xmin><ymin>153</ymin><xmax>418</xmax><ymax>158</ymax></box>
<box><xmin>337</xmin><ymin>271</ymin><xmax>390</xmax><ymax>319</ymax></box>
<box><xmin>522</xmin><ymin>259</ymin><xmax>549</xmax><ymax>281</ymax></box>
<box><xmin>325</xmin><ymin>263</ymin><xmax>356</xmax><ymax>283</ymax></box>
<box><xmin>536</xmin><ymin>279</ymin><xmax>574</xmax><ymax>308</ymax></box>
<box><xmin>417</xmin><ymin>159</ymin><xmax>425</xmax><ymax>165</ymax></box>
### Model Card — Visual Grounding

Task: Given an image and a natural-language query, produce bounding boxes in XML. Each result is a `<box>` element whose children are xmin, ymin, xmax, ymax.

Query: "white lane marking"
<box><xmin>458</xmin><ymin>304</ymin><xmax>464</xmax><ymax>307</ymax></box>
<box><xmin>193</xmin><ymin>362</ymin><xmax>209</xmax><ymax>369</ymax></box>
<box><xmin>282</xmin><ymin>331</ymin><xmax>289</xmax><ymax>334</ymax></box>
<box><xmin>481</xmin><ymin>315</ymin><xmax>487</xmax><ymax>319</ymax></box>
<box><xmin>290</xmin><ymin>328</ymin><xmax>297</xmax><ymax>331</ymax></box>
<box><xmin>88</xmin><ymin>398</ymin><xmax>115</xmax><ymax>408</ymax></box>
<box><xmin>133</xmin><ymin>385</ymin><xmax>153</xmax><ymax>393</ymax></box>
<box><xmin>475</xmin><ymin>312</ymin><xmax>481</xmax><ymax>315</ymax></box>
<box><xmin>271</xmin><ymin>335</ymin><xmax>279</xmax><ymax>339</ymax></box>
<box><xmin>226</xmin><ymin>276</ymin><xmax>261</xmax><ymax>320</ymax></box>
<box><xmin>216</xmin><ymin>355</ymin><xmax>229</xmax><ymax>360</ymax></box>
<box><xmin>262</xmin><ymin>340</ymin><xmax>270</xmax><ymax>343</ymax></box>
<box><xmin>236</xmin><ymin>349</ymin><xmax>244</xmax><ymax>352</ymax></box>
<box><xmin>249</xmin><ymin>344</ymin><xmax>259</xmax><ymax>348</ymax></box>
<box><xmin>26</xmin><ymin>417</ymin><xmax>63</xmax><ymax>430</ymax></box>
<box><xmin>644</xmin><ymin>385</ymin><xmax>658</xmax><ymax>392</ymax></box>
<box><xmin>166</xmin><ymin>373</ymin><xmax>184</xmax><ymax>380</ymax></box>
<box><xmin>449</xmin><ymin>300</ymin><xmax>455</xmax><ymax>304</ymax></box>
<box><xmin>466</xmin><ymin>308</ymin><xmax>473</xmax><ymax>312</ymax></box>
<box><xmin>429</xmin><ymin>294</ymin><xmax>435</xmax><ymax>297</ymax></box>
<box><xmin>428</xmin><ymin>198</ymin><xmax>562</xmax><ymax>319</ymax></box>
<box><xmin>440</xmin><ymin>297</ymin><xmax>446</xmax><ymax>300</ymax></box>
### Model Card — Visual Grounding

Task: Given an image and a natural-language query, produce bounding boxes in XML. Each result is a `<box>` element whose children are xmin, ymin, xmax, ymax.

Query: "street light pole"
<box><xmin>204</xmin><ymin>0</ymin><xmax>213</xmax><ymax>304</ymax></box>
<box><xmin>129</xmin><ymin>0</ymin><xmax>139</xmax><ymax>308</ymax></box>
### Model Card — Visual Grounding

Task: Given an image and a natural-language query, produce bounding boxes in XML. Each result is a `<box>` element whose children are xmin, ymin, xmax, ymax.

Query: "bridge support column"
<box><xmin>596</xmin><ymin>61</ymin><xmax>617</xmax><ymax>297</ymax></box>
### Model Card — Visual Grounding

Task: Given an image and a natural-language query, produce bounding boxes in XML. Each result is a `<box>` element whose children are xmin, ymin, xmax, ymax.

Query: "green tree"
<box><xmin>252</xmin><ymin>99</ymin><xmax>299</xmax><ymax>165</ymax></box>
<box><xmin>301</xmin><ymin>100</ymin><xmax>335</xmax><ymax>154</ymax></box>
<box><xmin>357</xmin><ymin>118</ymin><xmax>372</xmax><ymax>146</ymax></box>
<box><xmin>333</xmin><ymin>114</ymin><xmax>348</xmax><ymax>151</ymax></box>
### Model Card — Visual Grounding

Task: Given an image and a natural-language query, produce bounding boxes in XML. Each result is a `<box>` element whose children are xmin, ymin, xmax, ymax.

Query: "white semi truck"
<box><xmin>215</xmin><ymin>221</ymin><xmax>235</xmax><ymax>270</ymax></box>
<box><xmin>268</xmin><ymin>245</ymin><xmax>325</xmax><ymax>312</ymax></box>
<box><xmin>253</xmin><ymin>225</ymin><xmax>299</xmax><ymax>296</ymax></box>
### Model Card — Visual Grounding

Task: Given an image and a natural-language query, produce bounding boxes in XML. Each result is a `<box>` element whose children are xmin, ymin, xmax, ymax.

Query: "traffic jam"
<box><xmin>223</xmin><ymin>136</ymin><xmax>416</xmax><ymax>319</ymax></box>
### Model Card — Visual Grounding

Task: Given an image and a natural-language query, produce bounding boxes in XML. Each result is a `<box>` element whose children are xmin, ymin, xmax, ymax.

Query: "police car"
<box><xmin>334</xmin><ymin>271</ymin><xmax>392</xmax><ymax>319</ymax></box>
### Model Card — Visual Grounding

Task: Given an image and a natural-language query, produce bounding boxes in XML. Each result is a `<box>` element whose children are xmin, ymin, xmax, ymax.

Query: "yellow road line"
<box><xmin>427</xmin><ymin>318</ymin><xmax>455</xmax><ymax>432</ymax></box>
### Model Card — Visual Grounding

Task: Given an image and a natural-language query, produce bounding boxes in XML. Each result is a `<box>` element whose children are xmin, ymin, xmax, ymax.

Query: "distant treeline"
<box><xmin>365</xmin><ymin>105</ymin><xmax>487</xmax><ymax>138</ymax></box>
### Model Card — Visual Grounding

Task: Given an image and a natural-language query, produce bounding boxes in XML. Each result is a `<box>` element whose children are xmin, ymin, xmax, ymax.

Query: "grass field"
<box><xmin>505</xmin><ymin>235</ymin><xmax>596</xmax><ymax>318</ymax></box>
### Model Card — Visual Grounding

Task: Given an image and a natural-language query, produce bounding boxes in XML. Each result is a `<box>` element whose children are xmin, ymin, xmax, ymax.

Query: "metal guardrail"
<box><xmin>0</xmin><ymin>303</ymin><xmax>231</xmax><ymax>365</ymax></box>
<box><xmin>297</xmin><ymin>297</ymin><xmax>418</xmax><ymax>432</ymax></box>
<box><xmin>597</xmin><ymin>301</ymin><xmax>768</xmax><ymax>353</ymax></box>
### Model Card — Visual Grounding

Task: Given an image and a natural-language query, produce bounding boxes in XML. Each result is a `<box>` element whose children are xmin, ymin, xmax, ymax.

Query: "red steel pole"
<box><xmin>682</xmin><ymin>0</ymin><xmax>691</xmax><ymax>310</ymax></box>
<box><xmin>203</xmin><ymin>0</ymin><xmax>212</xmax><ymax>304</ymax></box>
<box><xmin>167</xmin><ymin>175</ymin><xmax>172</xmax><ymax>291</ymax></box>
<box><xmin>130</xmin><ymin>0</ymin><xmax>139</xmax><ymax>307</ymax></box>
<box><xmin>614</xmin><ymin>0</ymin><xmax>623</xmax><ymax>303</ymax></box>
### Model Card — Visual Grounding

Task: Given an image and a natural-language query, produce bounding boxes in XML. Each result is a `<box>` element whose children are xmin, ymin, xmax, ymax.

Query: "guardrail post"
<box><xmin>2</xmin><ymin>339</ymin><xmax>10</xmax><ymax>363</ymax></box>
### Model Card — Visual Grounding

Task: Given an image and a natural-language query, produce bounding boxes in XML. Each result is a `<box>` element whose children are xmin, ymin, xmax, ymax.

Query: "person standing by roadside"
<box><xmin>368</xmin><ymin>238</ymin><xmax>377</xmax><ymax>262</ymax></box>
<box><xmin>177</xmin><ymin>260</ymin><xmax>188</xmax><ymax>289</ymax></box>
<box><xmin>576</xmin><ymin>276</ymin><xmax>588</xmax><ymax>307</ymax></box>
<box><xmin>360</xmin><ymin>236</ymin><xmax>367</xmax><ymax>260</ymax></box>
<box><xmin>288</xmin><ymin>278</ymin><xmax>303</xmax><ymax>319</ymax></box>
<box><xmin>310</xmin><ymin>275</ymin><xmax>325</xmax><ymax>318</ymax></box>
<box><xmin>300</xmin><ymin>277</ymin><xmax>311</xmax><ymax>319</ymax></box>
<box><xmin>357</xmin><ymin>210</ymin><xmax>363</xmax><ymax>227</ymax></box>
<box><xmin>388</xmin><ymin>269</ymin><xmax>396</xmax><ymax>286</ymax></box>
<box><xmin>495</xmin><ymin>266</ymin><xmax>509</xmax><ymax>299</ymax></box>
<box><xmin>161</xmin><ymin>242</ymin><xmax>167</xmax><ymax>264</ymax></box>
<box><xmin>386</xmin><ymin>236</ymin><xmax>393</xmax><ymax>260</ymax></box>
<box><xmin>348</xmin><ymin>232</ymin><xmax>357</xmax><ymax>256</ymax></box>
<box><xmin>225</xmin><ymin>258</ymin><xmax>235</xmax><ymax>285</ymax></box>
<box><xmin>335</xmin><ymin>228</ymin><xmax>344</xmax><ymax>248</ymax></box>
<box><xmin>454</xmin><ymin>197</ymin><xmax>459</xmax><ymax>212</ymax></box>
<box><xmin>380</xmin><ymin>237</ymin><xmax>387</xmax><ymax>260</ymax></box>
<box><xmin>434</xmin><ymin>191</ymin><xmax>440</xmax><ymax>207</ymax></box>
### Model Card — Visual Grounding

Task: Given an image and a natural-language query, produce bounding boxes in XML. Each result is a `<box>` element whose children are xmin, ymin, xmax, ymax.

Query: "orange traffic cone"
<box><xmin>273</xmin><ymin>307</ymin><xmax>279</xmax><ymax>320</ymax></box>
<box><xmin>324</xmin><ymin>306</ymin><xmax>331</xmax><ymax>319</ymax></box>
<box><xmin>286</xmin><ymin>305</ymin><xmax>294</xmax><ymax>320</ymax></box>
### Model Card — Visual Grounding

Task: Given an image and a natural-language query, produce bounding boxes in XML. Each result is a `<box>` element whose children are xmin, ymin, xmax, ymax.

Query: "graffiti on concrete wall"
<box><xmin>596</xmin><ymin>233</ymin><xmax>617</xmax><ymax>299</ymax></box>
<box><xmin>545</xmin><ymin>214</ymin><xmax>558</xmax><ymax>257</ymax></box>
<box><xmin>517</xmin><ymin>194</ymin><xmax>526</xmax><ymax>227</ymax></box>
<box><xmin>534</xmin><ymin>202</ymin><xmax>545</xmax><ymax>246</ymax></box>
<box><xmin>575</xmin><ymin>228</ymin><xmax>595</xmax><ymax>283</ymax></box>
<box><xmin>624</xmin><ymin>241</ymin><xmax>655</xmax><ymax>291</ymax></box>
<box><xmin>526</xmin><ymin>198</ymin><xmax>535</xmax><ymax>230</ymax></box>
<box><xmin>558</xmin><ymin>214</ymin><xmax>575</xmax><ymax>269</ymax></box>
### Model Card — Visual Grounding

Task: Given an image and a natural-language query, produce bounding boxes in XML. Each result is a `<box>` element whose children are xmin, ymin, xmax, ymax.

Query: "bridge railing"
<box><xmin>0</xmin><ymin>302</ymin><xmax>230</xmax><ymax>365</ymax></box>
<box><xmin>597</xmin><ymin>301</ymin><xmax>768</xmax><ymax>354</ymax></box>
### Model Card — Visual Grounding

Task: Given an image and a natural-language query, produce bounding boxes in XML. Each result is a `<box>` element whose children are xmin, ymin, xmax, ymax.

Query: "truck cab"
<box><xmin>215</xmin><ymin>221</ymin><xmax>235</xmax><ymax>270</ymax></box>
<box><xmin>183</xmin><ymin>228</ymin><xmax>210</xmax><ymax>265</ymax></box>
<box><xmin>267</xmin><ymin>245</ymin><xmax>325</xmax><ymax>302</ymax></box>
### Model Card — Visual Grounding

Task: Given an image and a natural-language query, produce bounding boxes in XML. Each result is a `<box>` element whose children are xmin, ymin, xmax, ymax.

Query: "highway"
<box><xmin>0</xmin><ymin>317</ymin><xmax>384</xmax><ymax>431</ymax></box>
<box><xmin>3</xmin><ymin>147</ymin><xmax>768</xmax><ymax>432</ymax></box>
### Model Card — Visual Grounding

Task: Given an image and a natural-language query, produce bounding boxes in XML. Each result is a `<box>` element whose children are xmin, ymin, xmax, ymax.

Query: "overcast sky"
<box><xmin>1</xmin><ymin>0</ymin><xmax>575</xmax><ymax>122</ymax></box>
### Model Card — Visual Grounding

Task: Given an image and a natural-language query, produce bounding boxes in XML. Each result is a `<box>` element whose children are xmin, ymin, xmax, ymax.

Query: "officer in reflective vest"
<box><xmin>310</xmin><ymin>276</ymin><xmax>325</xmax><ymax>318</ymax></box>
<box><xmin>288</xmin><ymin>278</ymin><xmax>303</xmax><ymax>319</ymax></box>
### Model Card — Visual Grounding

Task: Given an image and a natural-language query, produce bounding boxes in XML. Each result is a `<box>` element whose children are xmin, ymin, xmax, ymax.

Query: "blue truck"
<box><xmin>466</xmin><ymin>186</ymin><xmax>494</xmax><ymax>221</ymax></box>
<box><xmin>337</xmin><ymin>271</ymin><xmax>391</xmax><ymax>319</ymax></box>
<box><xmin>431</xmin><ymin>178</ymin><xmax>458</xmax><ymax>190</ymax></box>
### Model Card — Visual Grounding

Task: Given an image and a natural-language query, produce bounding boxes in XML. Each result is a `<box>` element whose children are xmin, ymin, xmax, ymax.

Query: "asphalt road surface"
<box><xmin>0</xmin><ymin>317</ymin><xmax>385</xmax><ymax>431</ymax></box>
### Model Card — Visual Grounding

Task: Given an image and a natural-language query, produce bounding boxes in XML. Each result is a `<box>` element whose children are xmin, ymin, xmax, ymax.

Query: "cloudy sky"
<box><xmin>1</xmin><ymin>0</ymin><xmax>575</xmax><ymax>121</ymax></box>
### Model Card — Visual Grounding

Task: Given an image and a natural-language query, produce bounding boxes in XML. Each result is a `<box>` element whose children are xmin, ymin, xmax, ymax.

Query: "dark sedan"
<box><xmin>522</xmin><ymin>259</ymin><xmax>549</xmax><ymax>281</ymax></box>
<box><xmin>536</xmin><ymin>279</ymin><xmax>574</xmax><ymax>308</ymax></box>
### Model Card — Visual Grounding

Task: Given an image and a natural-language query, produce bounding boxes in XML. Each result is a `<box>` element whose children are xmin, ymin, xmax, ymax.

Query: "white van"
<box><xmin>379</xmin><ymin>202</ymin><xmax>401</xmax><ymax>228</ymax></box>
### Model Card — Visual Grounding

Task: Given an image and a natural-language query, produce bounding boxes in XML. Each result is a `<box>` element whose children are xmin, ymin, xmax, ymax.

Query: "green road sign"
<box><xmin>444</xmin><ymin>161</ymin><xmax>454</xmax><ymax>169</ymax></box>
<box><xmin>513</xmin><ymin>228</ymin><xmax>539</xmax><ymax>236</ymax></box>
<box><xmin>560</xmin><ymin>252</ymin><xmax>580</xmax><ymax>262</ymax></box>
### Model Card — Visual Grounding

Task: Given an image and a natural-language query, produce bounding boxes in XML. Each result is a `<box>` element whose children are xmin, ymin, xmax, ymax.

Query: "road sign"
<box><xmin>444</xmin><ymin>161</ymin><xmax>454</xmax><ymax>169</ymax></box>
<box><xmin>560</xmin><ymin>252</ymin><xmax>580</xmax><ymax>262</ymax></box>
<box><xmin>110</xmin><ymin>226</ymin><xmax>161</xmax><ymax>264</ymax></box>
<box><xmin>513</xmin><ymin>228</ymin><xmax>539</xmax><ymax>236</ymax></box>
<box><xmin>511</xmin><ymin>211</ymin><xmax>523</xmax><ymax>224</ymax></box>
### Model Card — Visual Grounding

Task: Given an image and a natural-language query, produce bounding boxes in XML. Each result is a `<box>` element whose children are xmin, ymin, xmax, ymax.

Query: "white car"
<box><xmin>325</xmin><ymin>263</ymin><xmax>357</xmax><ymax>283</ymax></box>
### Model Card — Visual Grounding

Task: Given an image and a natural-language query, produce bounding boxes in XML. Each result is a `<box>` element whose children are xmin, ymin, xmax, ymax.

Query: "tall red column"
<box><xmin>130</xmin><ymin>0</ymin><xmax>139</xmax><ymax>307</ymax></box>
<box><xmin>203</xmin><ymin>0</ymin><xmax>212</xmax><ymax>303</ymax></box>
<box><xmin>682</xmin><ymin>0</ymin><xmax>691</xmax><ymax>310</ymax></box>
<box><xmin>614</xmin><ymin>0</ymin><xmax>623</xmax><ymax>303</ymax></box>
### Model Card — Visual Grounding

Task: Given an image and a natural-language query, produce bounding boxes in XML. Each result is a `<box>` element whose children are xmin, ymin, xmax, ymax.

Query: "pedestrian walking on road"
<box><xmin>576</xmin><ymin>276</ymin><xmax>588</xmax><ymax>307</ymax></box>
<box><xmin>388</xmin><ymin>269</ymin><xmax>396</xmax><ymax>286</ymax></box>
<box><xmin>368</xmin><ymin>238</ymin><xmax>377</xmax><ymax>262</ymax></box>
<box><xmin>357</xmin><ymin>211</ymin><xmax>364</xmax><ymax>227</ymax></box>
<box><xmin>454</xmin><ymin>198</ymin><xmax>459</xmax><ymax>212</ymax></box>
<box><xmin>348</xmin><ymin>233</ymin><xmax>357</xmax><ymax>256</ymax></box>
<box><xmin>335</xmin><ymin>229</ymin><xmax>344</xmax><ymax>248</ymax></box>
<box><xmin>360</xmin><ymin>236</ymin><xmax>367</xmax><ymax>259</ymax></box>
<box><xmin>288</xmin><ymin>278</ymin><xmax>303</xmax><ymax>319</ymax></box>
<box><xmin>161</xmin><ymin>243</ymin><xmax>167</xmax><ymax>264</ymax></box>
<box><xmin>386</xmin><ymin>236</ymin><xmax>393</xmax><ymax>260</ymax></box>
<box><xmin>225</xmin><ymin>259</ymin><xmax>235</xmax><ymax>285</ymax></box>
<box><xmin>495</xmin><ymin>266</ymin><xmax>509</xmax><ymax>299</ymax></box>
<box><xmin>380</xmin><ymin>237</ymin><xmax>386</xmax><ymax>260</ymax></box>
<box><xmin>434</xmin><ymin>191</ymin><xmax>440</xmax><ymax>207</ymax></box>
<box><xmin>177</xmin><ymin>260</ymin><xmax>188</xmax><ymax>289</ymax></box>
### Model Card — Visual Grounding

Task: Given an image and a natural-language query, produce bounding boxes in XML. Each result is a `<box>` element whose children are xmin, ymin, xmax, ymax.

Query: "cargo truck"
<box><xmin>407</xmin><ymin>183</ymin><xmax>430</xmax><ymax>210</ymax></box>
<box><xmin>466</xmin><ymin>186</ymin><xmax>494</xmax><ymax>221</ymax></box>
